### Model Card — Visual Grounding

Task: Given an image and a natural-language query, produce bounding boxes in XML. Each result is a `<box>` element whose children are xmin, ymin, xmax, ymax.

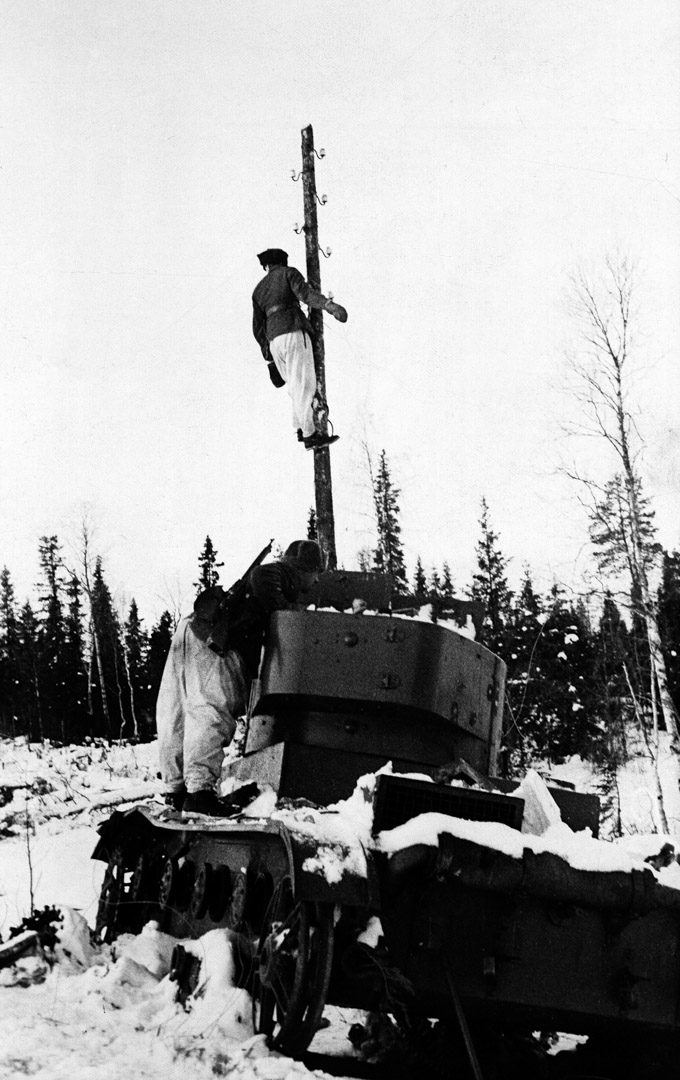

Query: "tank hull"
<box><xmin>92</xmin><ymin>609</ymin><xmax>680</xmax><ymax>1068</ymax></box>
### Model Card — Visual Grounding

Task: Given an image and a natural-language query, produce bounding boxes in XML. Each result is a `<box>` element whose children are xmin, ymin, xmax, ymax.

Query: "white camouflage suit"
<box><xmin>156</xmin><ymin>615</ymin><xmax>248</xmax><ymax>795</ymax></box>
<box><xmin>269</xmin><ymin>330</ymin><xmax>318</xmax><ymax>439</ymax></box>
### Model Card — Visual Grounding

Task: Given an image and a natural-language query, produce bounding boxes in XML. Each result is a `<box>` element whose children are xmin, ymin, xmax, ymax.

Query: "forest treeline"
<box><xmin>1</xmin><ymin>508</ymin><xmax>679</xmax><ymax>785</ymax></box>
<box><xmin>0</xmin><ymin>534</ymin><xmax>227</xmax><ymax>746</ymax></box>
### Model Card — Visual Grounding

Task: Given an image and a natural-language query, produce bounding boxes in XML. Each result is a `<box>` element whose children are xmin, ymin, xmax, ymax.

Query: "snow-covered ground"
<box><xmin>0</xmin><ymin>739</ymin><xmax>351</xmax><ymax>1079</ymax></box>
<box><xmin>1</xmin><ymin>735</ymin><xmax>680</xmax><ymax>1079</ymax></box>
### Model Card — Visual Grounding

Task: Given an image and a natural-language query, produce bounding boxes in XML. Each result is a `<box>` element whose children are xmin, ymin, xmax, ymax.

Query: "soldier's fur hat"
<box><xmin>257</xmin><ymin>248</ymin><xmax>288</xmax><ymax>268</ymax></box>
<box><xmin>283</xmin><ymin>540</ymin><xmax>323</xmax><ymax>572</ymax></box>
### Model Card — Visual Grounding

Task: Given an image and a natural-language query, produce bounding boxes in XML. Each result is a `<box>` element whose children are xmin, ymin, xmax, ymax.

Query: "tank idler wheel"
<box><xmin>252</xmin><ymin>877</ymin><xmax>334</xmax><ymax>1058</ymax></box>
<box><xmin>95</xmin><ymin>846</ymin><xmax>127</xmax><ymax>944</ymax></box>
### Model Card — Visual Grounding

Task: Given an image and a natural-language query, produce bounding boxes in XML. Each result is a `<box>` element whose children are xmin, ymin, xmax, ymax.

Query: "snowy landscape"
<box><xmin>2</xmin><ymin>734</ymin><xmax>680</xmax><ymax>1078</ymax></box>
<box><xmin>0</xmin><ymin>739</ymin><xmax>340</xmax><ymax>1080</ymax></box>
<box><xmin>1</xmin><ymin>1</ymin><xmax>679</xmax><ymax>1077</ymax></box>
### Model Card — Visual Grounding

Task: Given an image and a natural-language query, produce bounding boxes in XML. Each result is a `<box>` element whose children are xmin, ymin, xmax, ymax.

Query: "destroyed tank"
<box><xmin>93</xmin><ymin>572</ymin><xmax>680</xmax><ymax>1078</ymax></box>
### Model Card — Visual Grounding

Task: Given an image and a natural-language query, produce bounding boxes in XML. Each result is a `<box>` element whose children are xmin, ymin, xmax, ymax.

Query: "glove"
<box><xmin>268</xmin><ymin>360</ymin><xmax>285</xmax><ymax>388</ymax></box>
<box><xmin>325</xmin><ymin>299</ymin><xmax>348</xmax><ymax>323</ymax></box>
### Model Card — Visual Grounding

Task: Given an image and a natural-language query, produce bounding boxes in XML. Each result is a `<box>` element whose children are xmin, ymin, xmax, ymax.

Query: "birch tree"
<box><xmin>74</xmin><ymin>518</ymin><xmax>112</xmax><ymax>739</ymax></box>
<box><xmin>565</xmin><ymin>253</ymin><xmax>680</xmax><ymax>749</ymax></box>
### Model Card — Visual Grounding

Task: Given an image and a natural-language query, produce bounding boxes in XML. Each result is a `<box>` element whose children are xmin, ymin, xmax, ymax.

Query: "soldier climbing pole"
<box><xmin>300</xmin><ymin>124</ymin><xmax>337</xmax><ymax>571</ymax></box>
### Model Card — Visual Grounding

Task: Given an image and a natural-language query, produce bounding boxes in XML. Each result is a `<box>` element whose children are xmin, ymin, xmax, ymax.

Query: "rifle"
<box><xmin>197</xmin><ymin>539</ymin><xmax>274</xmax><ymax>656</ymax></box>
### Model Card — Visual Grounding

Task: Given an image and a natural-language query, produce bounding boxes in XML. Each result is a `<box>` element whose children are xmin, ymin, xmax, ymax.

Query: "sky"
<box><xmin>1</xmin><ymin>0</ymin><xmax>679</xmax><ymax>622</ymax></box>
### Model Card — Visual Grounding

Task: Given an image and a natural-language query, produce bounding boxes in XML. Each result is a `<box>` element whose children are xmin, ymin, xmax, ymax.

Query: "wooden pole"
<box><xmin>301</xmin><ymin>124</ymin><xmax>337</xmax><ymax>570</ymax></box>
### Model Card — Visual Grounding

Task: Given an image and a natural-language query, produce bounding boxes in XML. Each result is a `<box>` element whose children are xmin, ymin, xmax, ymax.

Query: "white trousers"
<box><xmin>269</xmin><ymin>331</ymin><xmax>317</xmax><ymax>438</ymax></box>
<box><xmin>156</xmin><ymin>616</ymin><xmax>247</xmax><ymax>794</ymax></box>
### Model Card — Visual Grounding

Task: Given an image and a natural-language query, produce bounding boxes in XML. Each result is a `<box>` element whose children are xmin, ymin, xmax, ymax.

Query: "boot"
<box><xmin>182</xmin><ymin>789</ymin><xmax>238</xmax><ymax>817</ymax></box>
<box><xmin>303</xmin><ymin>431</ymin><xmax>340</xmax><ymax>451</ymax></box>
<box><xmin>163</xmin><ymin>786</ymin><xmax>187</xmax><ymax>812</ymax></box>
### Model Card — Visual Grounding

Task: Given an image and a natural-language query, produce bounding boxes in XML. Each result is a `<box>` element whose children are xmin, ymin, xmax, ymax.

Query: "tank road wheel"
<box><xmin>190</xmin><ymin>861</ymin><xmax>213</xmax><ymax>920</ymax></box>
<box><xmin>158</xmin><ymin>857</ymin><xmax>177</xmax><ymax>908</ymax></box>
<box><xmin>252</xmin><ymin>877</ymin><xmax>334</xmax><ymax>1058</ymax></box>
<box><xmin>95</xmin><ymin>846</ymin><xmax>128</xmax><ymax>943</ymax></box>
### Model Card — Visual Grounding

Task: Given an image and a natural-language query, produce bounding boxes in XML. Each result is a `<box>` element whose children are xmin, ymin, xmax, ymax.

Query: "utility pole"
<box><xmin>300</xmin><ymin>123</ymin><xmax>337</xmax><ymax>570</ymax></box>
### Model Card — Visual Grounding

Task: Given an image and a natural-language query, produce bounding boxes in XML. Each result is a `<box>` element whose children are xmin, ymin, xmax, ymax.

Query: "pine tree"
<box><xmin>590</xmin><ymin>474</ymin><xmax>659</xmax><ymax>582</ymax></box>
<box><xmin>370</xmin><ymin>450</ymin><xmax>408</xmax><ymax>594</ymax></box>
<box><xmin>194</xmin><ymin>536</ymin><xmax>224</xmax><ymax>594</ymax></box>
<box><xmin>469</xmin><ymin>498</ymin><xmax>512</xmax><ymax>654</ymax></box>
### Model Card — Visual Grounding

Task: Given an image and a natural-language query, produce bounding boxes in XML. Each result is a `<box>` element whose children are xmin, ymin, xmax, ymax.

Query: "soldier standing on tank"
<box><xmin>156</xmin><ymin>540</ymin><xmax>323</xmax><ymax>816</ymax></box>
<box><xmin>252</xmin><ymin>248</ymin><xmax>347</xmax><ymax>450</ymax></box>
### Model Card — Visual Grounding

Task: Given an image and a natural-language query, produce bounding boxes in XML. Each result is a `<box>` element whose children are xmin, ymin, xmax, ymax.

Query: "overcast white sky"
<box><xmin>2</xmin><ymin>0</ymin><xmax>679</xmax><ymax>621</ymax></box>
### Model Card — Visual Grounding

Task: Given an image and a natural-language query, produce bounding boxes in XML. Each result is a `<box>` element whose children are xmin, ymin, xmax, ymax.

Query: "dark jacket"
<box><xmin>252</xmin><ymin>265</ymin><xmax>330</xmax><ymax>358</ymax></box>
<box><xmin>229</xmin><ymin>560</ymin><xmax>306</xmax><ymax>677</ymax></box>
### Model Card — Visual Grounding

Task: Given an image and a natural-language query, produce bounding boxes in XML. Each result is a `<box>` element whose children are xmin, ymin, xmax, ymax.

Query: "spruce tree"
<box><xmin>371</xmin><ymin>449</ymin><xmax>408</xmax><ymax>594</ymax></box>
<box><xmin>503</xmin><ymin>568</ymin><xmax>546</xmax><ymax>771</ymax></box>
<box><xmin>589</xmin><ymin>595</ymin><xmax>635</xmax><ymax>835</ymax></box>
<box><xmin>146</xmin><ymin>610</ymin><xmax>174</xmax><ymax>726</ymax></box>
<box><xmin>502</xmin><ymin>573</ymin><xmax>598</xmax><ymax>770</ymax></box>
<box><xmin>440</xmin><ymin>562</ymin><xmax>455</xmax><ymax>605</ymax></box>
<box><xmin>428</xmin><ymin>568</ymin><xmax>442</xmax><ymax>621</ymax></box>
<box><xmin>17</xmin><ymin>602</ymin><xmax>42</xmax><ymax>741</ymax></box>
<box><xmin>413</xmin><ymin>556</ymin><xmax>427</xmax><ymax>597</ymax></box>
<box><xmin>469</xmin><ymin>498</ymin><xmax>512</xmax><ymax>654</ymax></box>
<box><xmin>658</xmin><ymin>549</ymin><xmax>680</xmax><ymax>715</ymax></box>
<box><xmin>591</xmin><ymin>594</ymin><xmax>632</xmax><ymax>760</ymax></box>
<box><xmin>37</xmin><ymin>535</ymin><xmax>68</xmax><ymax>740</ymax></box>
<box><xmin>90</xmin><ymin>557</ymin><xmax>128</xmax><ymax>740</ymax></box>
<box><xmin>0</xmin><ymin>568</ymin><xmax>21</xmax><ymax>737</ymax></box>
<box><xmin>124</xmin><ymin>599</ymin><xmax>150</xmax><ymax>739</ymax></box>
<box><xmin>194</xmin><ymin>536</ymin><xmax>224</xmax><ymax>594</ymax></box>
<box><xmin>534</xmin><ymin>585</ymin><xmax>597</xmax><ymax>762</ymax></box>
<box><xmin>63</xmin><ymin>573</ymin><xmax>90</xmax><ymax>742</ymax></box>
